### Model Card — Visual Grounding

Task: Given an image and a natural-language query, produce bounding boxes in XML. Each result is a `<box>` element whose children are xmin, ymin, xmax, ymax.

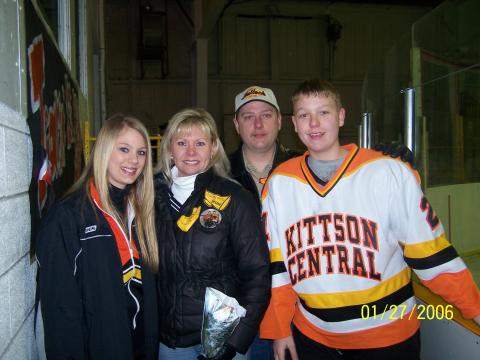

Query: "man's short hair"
<box><xmin>235</xmin><ymin>86</ymin><xmax>280</xmax><ymax>115</ymax></box>
<box><xmin>291</xmin><ymin>79</ymin><xmax>342</xmax><ymax>109</ymax></box>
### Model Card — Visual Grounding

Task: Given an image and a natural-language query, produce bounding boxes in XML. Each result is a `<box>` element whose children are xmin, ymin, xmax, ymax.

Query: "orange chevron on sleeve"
<box><xmin>348</xmin><ymin>147</ymin><xmax>382</xmax><ymax>168</ymax></box>
<box><xmin>421</xmin><ymin>269</ymin><xmax>480</xmax><ymax>319</ymax></box>
<box><xmin>270</xmin><ymin>157</ymin><xmax>306</xmax><ymax>180</ymax></box>
<box><xmin>272</xmin><ymin>155</ymin><xmax>304</xmax><ymax>176</ymax></box>
<box><xmin>261</xmin><ymin>157</ymin><xmax>307</xmax><ymax>201</ymax></box>
<box><xmin>346</xmin><ymin>147</ymin><xmax>421</xmax><ymax>184</ymax></box>
<box><xmin>260</xmin><ymin>284</ymin><xmax>298</xmax><ymax>339</ymax></box>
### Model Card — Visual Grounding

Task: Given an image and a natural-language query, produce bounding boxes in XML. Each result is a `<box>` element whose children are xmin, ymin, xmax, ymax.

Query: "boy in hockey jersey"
<box><xmin>259</xmin><ymin>79</ymin><xmax>480</xmax><ymax>360</ymax></box>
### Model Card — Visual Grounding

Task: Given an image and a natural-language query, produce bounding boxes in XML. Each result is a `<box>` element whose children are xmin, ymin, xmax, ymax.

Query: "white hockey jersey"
<box><xmin>260</xmin><ymin>144</ymin><xmax>480</xmax><ymax>349</ymax></box>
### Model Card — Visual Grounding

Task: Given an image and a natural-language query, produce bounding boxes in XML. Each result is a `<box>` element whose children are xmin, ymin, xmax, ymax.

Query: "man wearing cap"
<box><xmin>228</xmin><ymin>85</ymin><xmax>415</xmax><ymax>360</ymax></box>
<box><xmin>229</xmin><ymin>86</ymin><xmax>415</xmax><ymax>207</ymax></box>
<box><xmin>229</xmin><ymin>86</ymin><xmax>299</xmax><ymax>210</ymax></box>
<box><xmin>229</xmin><ymin>86</ymin><xmax>298</xmax><ymax>360</ymax></box>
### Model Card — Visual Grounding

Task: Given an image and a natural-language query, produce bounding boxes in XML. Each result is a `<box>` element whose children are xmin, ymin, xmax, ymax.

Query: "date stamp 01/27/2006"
<box><xmin>360</xmin><ymin>304</ymin><xmax>454</xmax><ymax>321</ymax></box>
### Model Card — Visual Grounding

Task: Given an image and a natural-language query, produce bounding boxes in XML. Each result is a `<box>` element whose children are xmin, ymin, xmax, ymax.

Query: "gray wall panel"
<box><xmin>0</xmin><ymin>0</ymin><xmax>21</xmax><ymax>111</ymax></box>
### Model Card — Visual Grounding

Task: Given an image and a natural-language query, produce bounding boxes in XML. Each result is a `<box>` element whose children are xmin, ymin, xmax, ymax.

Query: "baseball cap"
<box><xmin>234</xmin><ymin>86</ymin><xmax>280</xmax><ymax>113</ymax></box>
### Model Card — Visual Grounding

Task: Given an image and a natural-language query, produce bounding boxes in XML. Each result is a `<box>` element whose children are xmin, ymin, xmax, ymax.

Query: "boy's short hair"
<box><xmin>291</xmin><ymin>79</ymin><xmax>342</xmax><ymax>110</ymax></box>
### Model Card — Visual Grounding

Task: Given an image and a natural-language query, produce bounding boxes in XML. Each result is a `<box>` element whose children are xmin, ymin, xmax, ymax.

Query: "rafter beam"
<box><xmin>194</xmin><ymin>0</ymin><xmax>230</xmax><ymax>39</ymax></box>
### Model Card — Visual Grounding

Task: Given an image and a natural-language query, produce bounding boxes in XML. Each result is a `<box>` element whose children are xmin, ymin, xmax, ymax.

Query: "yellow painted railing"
<box><xmin>150</xmin><ymin>134</ymin><xmax>162</xmax><ymax>164</ymax></box>
<box><xmin>84</xmin><ymin>120</ymin><xmax>162</xmax><ymax>164</ymax></box>
<box><xmin>83</xmin><ymin>120</ymin><xmax>96</xmax><ymax>163</ymax></box>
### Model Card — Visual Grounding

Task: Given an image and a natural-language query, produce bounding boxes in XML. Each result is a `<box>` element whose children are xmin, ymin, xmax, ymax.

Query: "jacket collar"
<box><xmin>229</xmin><ymin>145</ymin><xmax>247</xmax><ymax>178</ymax></box>
<box><xmin>229</xmin><ymin>142</ymin><xmax>296</xmax><ymax>177</ymax></box>
<box><xmin>229</xmin><ymin>141</ymin><xmax>301</xmax><ymax>178</ymax></box>
<box><xmin>89</xmin><ymin>180</ymin><xmax>140</xmax><ymax>264</ymax></box>
<box><xmin>154</xmin><ymin>167</ymin><xmax>214</xmax><ymax>193</ymax></box>
<box><xmin>273</xmin><ymin>143</ymin><xmax>298</xmax><ymax>167</ymax></box>
<box><xmin>193</xmin><ymin>168</ymin><xmax>214</xmax><ymax>192</ymax></box>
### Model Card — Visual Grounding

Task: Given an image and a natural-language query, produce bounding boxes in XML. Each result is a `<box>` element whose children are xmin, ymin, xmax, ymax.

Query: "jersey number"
<box><xmin>420</xmin><ymin>196</ymin><xmax>439</xmax><ymax>230</ymax></box>
<box><xmin>261</xmin><ymin>211</ymin><xmax>271</xmax><ymax>242</ymax></box>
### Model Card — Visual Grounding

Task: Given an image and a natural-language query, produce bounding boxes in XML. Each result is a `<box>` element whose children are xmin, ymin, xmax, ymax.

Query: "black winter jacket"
<box><xmin>229</xmin><ymin>143</ymin><xmax>300</xmax><ymax>209</ymax></box>
<box><xmin>154</xmin><ymin>169</ymin><xmax>271</xmax><ymax>354</ymax></box>
<box><xmin>35</xmin><ymin>188</ymin><xmax>159</xmax><ymax>360</ymax></box>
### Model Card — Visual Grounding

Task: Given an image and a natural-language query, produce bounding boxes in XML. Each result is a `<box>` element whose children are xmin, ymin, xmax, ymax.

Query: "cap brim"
<box><xmin>235</xmin><ymin>99</ymin><xmax>280</xmax><ymax>114</ymax></box>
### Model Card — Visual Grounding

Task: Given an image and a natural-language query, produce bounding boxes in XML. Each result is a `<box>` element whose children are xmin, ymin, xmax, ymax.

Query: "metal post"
<box><xmin>402</xmin><ymin>88</ymin><xmax>415</xmax><ymax>151</ymax></box>
<box><xmin>358</xmin><ymin>124</ymin><xmax>363</xmax><ymax>147</ymax></box>
<box><xmin>361</xmin><ymin>112</ymin><xmax>372</xmax><ymax>148</ymax></box>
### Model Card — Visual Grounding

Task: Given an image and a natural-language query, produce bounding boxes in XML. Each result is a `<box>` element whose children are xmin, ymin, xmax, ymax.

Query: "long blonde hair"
<box><xmin>154</xmin><ymin>108</ymin><xmax>230</xmax><ymax>185</ymax></box>
<box><xmin>69</xmin><ymin>114</ymin><xmax>159</xmax><ymax>271</ymax></box>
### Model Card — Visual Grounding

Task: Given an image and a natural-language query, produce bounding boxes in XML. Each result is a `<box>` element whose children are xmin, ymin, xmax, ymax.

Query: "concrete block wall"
<box><xmin>0</xmin><ymin>1</ymin><xmax>37</xmax><ymax>359</ymax></box>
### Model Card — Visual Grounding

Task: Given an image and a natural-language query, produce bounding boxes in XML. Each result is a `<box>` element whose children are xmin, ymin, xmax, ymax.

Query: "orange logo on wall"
<box><xmin>28</xmin><ymin>34</ymin><xmax>82</xmax><ymax>214</ymax></box>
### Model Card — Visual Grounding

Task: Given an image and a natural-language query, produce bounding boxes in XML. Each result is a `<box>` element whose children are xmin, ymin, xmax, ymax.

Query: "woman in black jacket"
<box><xmin>154</xmin><ymin>108</ymin><xmax>271</xmax><ymax>360</ymax></box>
<box><xmin>35</xmin><ymin>114</ymin><xmax>159</xmax><ymax>359</ymax></box>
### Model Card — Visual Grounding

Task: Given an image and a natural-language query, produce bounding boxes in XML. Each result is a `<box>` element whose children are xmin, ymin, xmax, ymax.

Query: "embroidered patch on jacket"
<box><xmin>199</xmin><ymin>208</ymin><xmax>222</xmax><ymax>229</ymax></box>
<box><xmin>123</xmin><ymin>264</ymin><xmax>142</xmax><ymax>284</ymax></box>
<box><xmin>204</xmin><ymin>190</ymin><xmax>231</xmax><ymax>211</ymax></box>
<box><xmin>85</xmin><ymin>225</ymin><xmax>97</xmax><ymax>234</ymax></box>
<box><xmin>177</xmin><ymin>206</ymin><xmax>201</xmax><ymax>232</ymax></box>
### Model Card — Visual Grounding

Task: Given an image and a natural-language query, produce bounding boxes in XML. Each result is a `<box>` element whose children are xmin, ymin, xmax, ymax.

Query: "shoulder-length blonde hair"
<box><xmin>154</xmin><ymin>108</ymin><xmax>230</xmax><ymax>185</ymax></box>
<box><xmin>68</xmin><ymin>113</ymin><xmax>158</xmax><ymax>271</ymax></box>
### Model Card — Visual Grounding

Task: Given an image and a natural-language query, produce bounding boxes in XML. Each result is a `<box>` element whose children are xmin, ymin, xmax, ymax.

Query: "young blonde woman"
<box><xmin>35</xmin><ymin>114</ymin><xmax>159</xmax><ymax>359</ymax></box>
<box><xmin>154</xmin><ymin>108</ymin><xmax>271</xmax><ymax>360</ymax></box>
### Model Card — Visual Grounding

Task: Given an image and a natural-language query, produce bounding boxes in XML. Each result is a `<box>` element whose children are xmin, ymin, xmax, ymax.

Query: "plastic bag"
<box><xmin>201</xmin><ymin>287</ymin><xmax>246</xmax><ymax>358</ymax></box>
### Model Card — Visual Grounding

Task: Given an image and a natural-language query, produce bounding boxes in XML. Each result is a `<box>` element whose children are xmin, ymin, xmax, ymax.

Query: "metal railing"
<box><xmin>83</xmin><ymin>120</ymin><xmax>162</xmax><ymax>163</ymax></box>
